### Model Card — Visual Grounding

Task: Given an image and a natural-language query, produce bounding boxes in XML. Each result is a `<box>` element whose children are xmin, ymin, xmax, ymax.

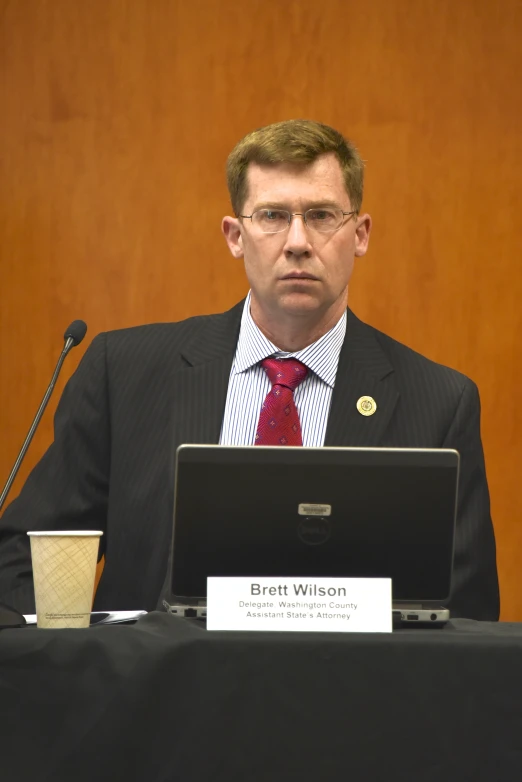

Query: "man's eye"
<box><xmin>264</xmin><ymin>210</ymin><xmax>286</xmax><ymax>220</ymax></box>
<box><xmin>308</xmin><ymin>209</ymin><xmax>334</xmax><ymax>221</ymax></box>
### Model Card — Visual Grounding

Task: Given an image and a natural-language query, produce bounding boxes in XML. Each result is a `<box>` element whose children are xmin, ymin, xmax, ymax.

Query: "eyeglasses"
<box><xmin>239</xmin><ymin>208</ymin><xmax>357</xmax><ymax>234</ymax></box>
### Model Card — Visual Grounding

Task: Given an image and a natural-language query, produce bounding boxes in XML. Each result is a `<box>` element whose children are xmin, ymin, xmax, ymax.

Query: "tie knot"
<box><xmin>261</xmin><ymin>357</ymin><xmax>308</xmax><ymax>391</ymax></box>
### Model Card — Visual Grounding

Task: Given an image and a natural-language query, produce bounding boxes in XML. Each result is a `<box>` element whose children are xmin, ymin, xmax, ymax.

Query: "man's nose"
<box><xmin>283</xmin><ymin>214</ymin><xmax>312</xmax><ymax>257</ymax></box>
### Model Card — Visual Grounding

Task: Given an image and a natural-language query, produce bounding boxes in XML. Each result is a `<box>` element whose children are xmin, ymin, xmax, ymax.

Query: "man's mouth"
<box><xmin>281</xmin><ymin>272</ymin><xmax>319</xmax><ymax>281</ymax></box>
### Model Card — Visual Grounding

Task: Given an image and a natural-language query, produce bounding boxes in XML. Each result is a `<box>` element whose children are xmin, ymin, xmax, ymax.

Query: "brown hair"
<box><xmin>226</xmin><ymin>119</ymin><xmax>364</xmax><ymax>216</ymax></box>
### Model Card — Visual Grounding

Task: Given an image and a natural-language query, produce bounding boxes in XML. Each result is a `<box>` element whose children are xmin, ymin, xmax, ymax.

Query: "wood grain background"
<box><xmin>1</xmin><ymin>0</ymin><xmax>521</xmax><ymax>617</ymax></box>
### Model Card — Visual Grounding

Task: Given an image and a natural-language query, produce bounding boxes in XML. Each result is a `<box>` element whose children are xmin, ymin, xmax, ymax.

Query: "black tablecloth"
<box><xmin>1</xmin><ymin>614</ymin><xmax>522</xmax><ymax>782</ymax></box>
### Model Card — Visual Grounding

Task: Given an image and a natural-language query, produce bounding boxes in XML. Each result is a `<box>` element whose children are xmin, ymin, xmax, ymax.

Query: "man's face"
<box><xmin>222</xmin><ymin>153</ymin><xmax>371</xmax><ymax>328</ymax></box>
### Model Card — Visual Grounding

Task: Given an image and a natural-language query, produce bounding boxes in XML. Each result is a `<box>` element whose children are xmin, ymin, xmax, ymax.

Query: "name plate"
<box><xmin>206</xmin><ymin>577</ymin><xmax>392</xmax><ymax>633</ymax></box>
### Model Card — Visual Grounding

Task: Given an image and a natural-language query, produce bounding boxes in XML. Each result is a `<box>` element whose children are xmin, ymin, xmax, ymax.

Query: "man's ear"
<box><xmin>354</xmin><ymin>213</ymin><xmax>372</xmax><ymax>258</ymax></box>
<box><xmin>222</xmin><ymin>216</ymin><xmax>244</xmax><ymax>258</ymax></box>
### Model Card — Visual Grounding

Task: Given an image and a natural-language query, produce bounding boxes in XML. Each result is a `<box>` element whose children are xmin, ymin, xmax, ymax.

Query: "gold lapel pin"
<box><xmin>356</xmin><ymin>396</ymin><xmax>377</xmax><ymax>417</ymax></box>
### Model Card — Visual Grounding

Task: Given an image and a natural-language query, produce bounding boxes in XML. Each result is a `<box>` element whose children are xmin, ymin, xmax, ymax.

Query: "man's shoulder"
<box><xmin>94</xmin><ymin>300</ymin><xmax>244</xmax><ymax>356</ymax></box>
<box><xmin>104</xmin><ymin>309</ymin><xmax>230</xmax><ymax>344</ymax></box>
<box><xmin>353</xmin><ymin>311</ymin><xmax>476</xmax><ymax>395</ymax></box>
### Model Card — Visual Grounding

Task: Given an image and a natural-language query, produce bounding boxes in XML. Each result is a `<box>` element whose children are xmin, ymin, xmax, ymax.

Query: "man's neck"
<box><xmin>250</xmin><ymin>301</ymin><xmax>347</xmax><ymax>352</ymax></box>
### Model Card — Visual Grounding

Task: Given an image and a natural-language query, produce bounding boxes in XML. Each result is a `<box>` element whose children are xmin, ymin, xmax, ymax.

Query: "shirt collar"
<box><xmin>233</xmin><ymin>291</ymin><xmax>347</xmax><ymax>388</ymax></box>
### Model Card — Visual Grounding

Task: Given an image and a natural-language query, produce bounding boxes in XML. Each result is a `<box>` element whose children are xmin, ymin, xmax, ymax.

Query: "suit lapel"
<box><xmin>170</xmin><ymin>301</ymin><xmax>243</xmax><ymax>448</ymax></box>
<box><xmin>324</xmin><ymin>309</ymin><xmax>400</xmax><ymax>446</ymax></box>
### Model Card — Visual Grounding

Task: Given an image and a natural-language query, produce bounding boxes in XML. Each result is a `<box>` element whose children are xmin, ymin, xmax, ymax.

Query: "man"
<box><xmin>0</xmin><ymin>120</ymin><xmax>499</xmax><ymax>619</ymax></box>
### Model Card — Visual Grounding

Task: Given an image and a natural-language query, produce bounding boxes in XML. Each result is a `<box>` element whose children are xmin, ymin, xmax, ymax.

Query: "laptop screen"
<box><xmin>169</xmin><ymin>446</ymin><xmax>458</xmax><ymax>604</ymax></box>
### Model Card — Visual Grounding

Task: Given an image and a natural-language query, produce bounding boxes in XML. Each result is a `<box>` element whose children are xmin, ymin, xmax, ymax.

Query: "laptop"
<box><xmin>164</xmin><ymin>445</ymin><xmax>459</xmax><ymax>626</ymax></box>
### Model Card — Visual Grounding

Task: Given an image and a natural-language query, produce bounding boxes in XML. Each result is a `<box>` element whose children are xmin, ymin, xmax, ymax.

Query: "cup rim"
<box><xmin>27</xmin><ymin>531</ymin><xmax>103</xmax><ymax>537</ymax></box>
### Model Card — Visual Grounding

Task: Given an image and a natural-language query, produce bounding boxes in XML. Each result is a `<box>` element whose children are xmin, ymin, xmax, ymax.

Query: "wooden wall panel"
<box><xmin>1</xmin><ymin>0</ymin><xmax>521</xmax><ymax>617</ymax></box>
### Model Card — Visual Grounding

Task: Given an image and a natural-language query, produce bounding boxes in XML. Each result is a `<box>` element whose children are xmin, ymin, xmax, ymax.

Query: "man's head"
<box><xmin>226</xmin><ymin>119</ymin><xmax>365</xmax><ymax>218</ymax></box>
<box><xmin>222</xmin><ymin>120</ymin><xmax>371</xmax><ymax>350</ymax></box>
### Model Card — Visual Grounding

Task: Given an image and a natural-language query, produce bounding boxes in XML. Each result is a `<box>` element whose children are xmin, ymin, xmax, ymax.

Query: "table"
<box><xmin>1</xmin><ymin>613</ymin><xmax>522</xmax><ymax>781</ymax></box>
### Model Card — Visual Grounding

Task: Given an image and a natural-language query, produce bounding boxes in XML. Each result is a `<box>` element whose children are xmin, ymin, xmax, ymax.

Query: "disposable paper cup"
<box><xmin>27</xmin><ymin>531</ymin><xmax>103</xmax><ymax>629</ymax></box>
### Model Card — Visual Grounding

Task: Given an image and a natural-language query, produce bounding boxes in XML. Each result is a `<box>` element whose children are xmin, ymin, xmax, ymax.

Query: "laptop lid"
<box><xmin>169</xmin><ymin>446</ymin><xmax>459</xmax><ymax>606</ymax></box>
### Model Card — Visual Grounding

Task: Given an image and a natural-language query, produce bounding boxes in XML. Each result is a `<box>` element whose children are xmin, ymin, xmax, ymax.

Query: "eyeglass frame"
<box><xmin>237</xmin><ymin>207</ymin><xmax>358</xmax><ymax>234</ymax></box>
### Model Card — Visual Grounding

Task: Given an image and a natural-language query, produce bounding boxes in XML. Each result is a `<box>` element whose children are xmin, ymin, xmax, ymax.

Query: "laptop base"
<box><xmin>163</xmin><ymin>600</ymin><xmax>450</xmax><ymax>627</ymax></box>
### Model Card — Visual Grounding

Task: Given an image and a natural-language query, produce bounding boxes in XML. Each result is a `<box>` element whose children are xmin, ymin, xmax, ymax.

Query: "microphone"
<box><xmin>0</xmin><ymin>320</ymin><xmax>87</xmax><ymax>514</ymax></box>
<box><xmin>64</xmin><ymin>319</ymin><xmax>87</xmax><ymax>348</ymax></box>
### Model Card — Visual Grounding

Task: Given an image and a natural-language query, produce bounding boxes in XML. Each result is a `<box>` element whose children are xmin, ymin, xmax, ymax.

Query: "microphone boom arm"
<box><xmin>0</xmin><ymin>331</ymin><xmax>84</xmax><ymax>514</ymax></box>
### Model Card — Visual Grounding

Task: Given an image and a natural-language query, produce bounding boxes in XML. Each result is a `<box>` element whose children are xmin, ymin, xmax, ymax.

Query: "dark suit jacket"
<box><xmin>0</xmin><ymin>302</ymin><xmax>500</xmax><ymax>619</ymax></box>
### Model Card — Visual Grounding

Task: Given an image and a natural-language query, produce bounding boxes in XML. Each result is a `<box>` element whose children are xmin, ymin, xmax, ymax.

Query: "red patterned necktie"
<box><xmin>255</xmin><ymin>358</ymin><xmax>308</xmax><ymax>446</ymax></box>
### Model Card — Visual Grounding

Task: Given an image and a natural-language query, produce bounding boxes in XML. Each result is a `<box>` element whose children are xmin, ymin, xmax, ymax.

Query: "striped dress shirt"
<box><xmin>219</xmin><ymin>292</ymin><xmax>347</xmax><ymax>447</ymax></box>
